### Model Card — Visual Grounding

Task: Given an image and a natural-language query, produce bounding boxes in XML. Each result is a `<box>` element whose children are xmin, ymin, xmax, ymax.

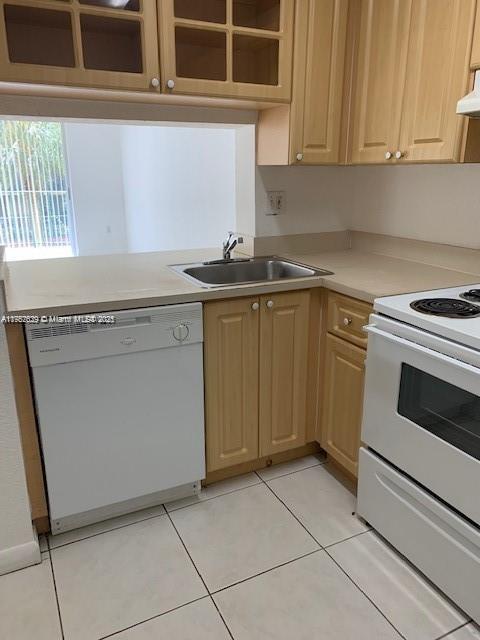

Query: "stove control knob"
<box><xmin>343</xmin><ymin>317</ymin><xmax>352</xmax><ymax>326</ymax></box>
<box><xmin>173</xmin><ymin>324</ymin><xmax>189</xmax><ymax>342</ymax></box>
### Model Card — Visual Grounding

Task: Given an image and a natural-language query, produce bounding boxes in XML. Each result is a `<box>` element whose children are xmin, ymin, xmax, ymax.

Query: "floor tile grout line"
<box><xmin>323</xmin><ymin>527</ymin><xmax>372</xmax><ymax>549</ymax></box>
<box><xmin>48</xmin><ymin>509</ymin><xmax>169</xmax><ymax>551</ymax></box>
<box><xmin>46</xmin><ymin>459</ymin><xmax>325</xmax><ymax>551</ymax></box>
<box><xmin>166</xmin><ymin>509</ymin><xmax>212</xmax><ymax>596</ymax></box>
<box><xmin>209</xmin><ymin>596</ymin><xmax>235</xmax><ymax>640</ymax></box>
<box><xmin>97</xmin><ymin>595</ymin><xmax>211</xmax><ymax>640</ymax></box>
<box><xmin>99</xmin><ymin>601</ymin><xmax>207</xmax><ymax>640</ymax></box>
<box><xmin>260</xmin><ymin>465</ymin><xmax>371</xmax><ymax>551</ymax></box>
<box><xmin>165</xmin><ymin>479</ymin><xmax>263</xmax><ymax>514</ymax></box>
<box><xmin>47</xmin><ymin>548</ymin><xmax>65</xmax><ymax>640</ymax></box>
<box><xmin>434</xmin><ymin>622</ymin><xmax>472</xmax><ymax>640</ymax></box>
<box><xmin>259</xmin><ymin>476</ymin><xmax>324</xmax><ymax>549</ymax></box>
<box><xmin>254</xmin><ymin>459</ymin><xmax>326</xmax><ymax>483</ymax></box>
<box><xmin>211</xmin><ymin>548</ymin><xmax>323</xmax><ymax>596</ymax></box>
<box><xmin>323</xmin><ymin>546</ymin><xmax>408</xmax><ymax>640</ymax></box>
<box><xmin>259</xmin><ymin>471</ymin><xmax>407</xmax><ymax>640</ymax></box>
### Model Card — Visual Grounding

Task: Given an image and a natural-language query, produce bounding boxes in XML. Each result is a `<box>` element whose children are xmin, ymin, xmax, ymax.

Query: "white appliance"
<box><xmin>26</xmin><ymin>303</ymin><xmax>205</xmax><ymax>534</ymax></box>
<box><xmin>457</xmin><ymin>70</ymin><xmax>480</xmax><ymax>117</ymax></box>
<box><xmin>357</xmin><ymin>285</ymin><xmax>480</xmax><ymax>623</ymax></box>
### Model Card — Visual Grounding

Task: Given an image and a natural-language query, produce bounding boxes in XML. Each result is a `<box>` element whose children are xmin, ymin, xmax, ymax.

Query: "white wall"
<box><xmin>255</xmin><ymin>165</ymin><xmax>351</xmax><ymax>237</ymax></box>
<box><xmin>0</xmin><ymin>280</ymin><xmax>40</xmax><ymax>574</ymax></box>
<box><xmin>64</xmin><ymin>122</ymin><xmax>128</xmax><ymax>256</ymax></box>
<box><xmin>121</xmin><ymin>125</ymin><xmax>236</xmax><ymax>253</ymax></box>
<box><xmin>253</xmin><ymin>163</ymin><xmax>480</xmax><ymax>250</ymax></box>
<box><xmin>235</xmin><ymin>126</ymin><xmax>256</xmax><ymax>237</ymax></box>
<box><xmin>349</xmin><ymin>164</ymin><xmax>480</xmax><ymax>250</ymax></box>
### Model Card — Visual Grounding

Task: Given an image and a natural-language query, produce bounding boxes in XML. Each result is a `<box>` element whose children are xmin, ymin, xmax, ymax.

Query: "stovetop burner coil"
<box><xmin>410</xmin><ymin>298</ymin><xmax>480</xmax><ymax>318</ymax></box>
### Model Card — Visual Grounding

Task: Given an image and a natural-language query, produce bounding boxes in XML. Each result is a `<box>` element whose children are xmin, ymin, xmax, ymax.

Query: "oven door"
<box><xmin>362</xmin><ymin>322</ymin><xmax>480</xmax><ymax>526</ymax></box>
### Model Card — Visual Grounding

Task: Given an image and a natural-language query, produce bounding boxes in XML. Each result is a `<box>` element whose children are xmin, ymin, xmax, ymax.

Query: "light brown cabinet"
<box><xmin>158</xmin><ymin>0</ymin><xmax>294</xmax><ymax>101</ymax></box>
<box><xmin>318</xmin><ymin>292</ymin><xmax>372</xmax><ymax>477</ymax></box>
<box><xmin>471</xmin><ymin>1</ymin><xmax>480</xmax><ymax>69</ymax></box>
<box><xmin>322</xmin><ymin>334</ymin><xmax>366</xmax><ymax>477</ymax></box>
<box><xmin>0</xmin><ymin>0</ymin><xmax>160</xmax><ymax>91</ymax></box>
<box><xmin>204</xmin><ymin>290</ymin><xmax>310</xmax><ymax>472</ymax></box>
<box><xmin>399</xmin><ymin>0</ymin><xmax>477</xmax><ymax>163</ymax></box>
<box><xmin>349</xmin><ymin>0</ymin><xmax>411</xmax><ymax>164</ymax></box>
<box><xmin>204</xmin><ymin>296</ymin><xmax>259</xmax><ymax>472</ymax></box>
<box><xmin>257</xmin><ymin>0</ymin><xmax>349</xmax><ymax>165</ymax></box>
<box><xmin>259</xmin><ymin>290</ymin><xmax>310</xmax><ymax>456</ymax></box>
<box><xmin>5</xmin><ymin>323</ymin><xmax>49</xmax><ymax>532</ymax></box>
<box><xmin>349</xmin><ymin>0</ymin><xmax>478</xmax><ymax>164</ymax></box>
<box><xmin>290</xmin><ymin>0</ymin><xmax>349</xmax><ymax>164</ymax></box>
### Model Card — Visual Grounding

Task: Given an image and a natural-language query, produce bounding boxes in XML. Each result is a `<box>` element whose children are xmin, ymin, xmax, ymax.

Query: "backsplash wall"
<box><xmin>349</xmin><ymin>164</ymin><xmax>480</xmax><ymax>250</ymax></box>
<box><xmin>254</xmin><ymin>164</ymin><xmax>480</xmax><ymax>251</ymax></box>
<box><xmin>255</xmin><ymin>165</ymin><xmax>350</xmax><ymax>237</ymax></box>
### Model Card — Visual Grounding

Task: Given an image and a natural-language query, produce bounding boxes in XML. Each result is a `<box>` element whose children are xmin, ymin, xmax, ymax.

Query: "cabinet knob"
<box><xmin>266</xmin><ymin>300</ymin><xmax>274</xmax><ymax>309</ymax></box>
<box><xmin>296</xmin><ymin>153</ymin><xmax>304</xmax><ymax>161</ymax></box>
<box><xmin>166</xmin><ymin>79</ymin><xmax>175</xmax><ymax>90</ymax></box>
<box><xmin>150</xmin><ymin>77</ymin><xmax>160</xmax><ymax>88</ymax></box>
<box><xmin>385</xmin><ymin>151</ymin><xmax>393</xmax><ymax>160</ymax></box>
<box><xmin>251</xmin><ymin>302</ymin><xmax>259</xmax><ymax>311</ymax></box>
<box><xmin>343</xmin><ymin>317</ymin><xmax>352</xmax><ymax>326</ymax></box>
<box><xmin>395</xmin><ymin>150</ymin><xmax>404</xmax><ymax>159</ymax></box>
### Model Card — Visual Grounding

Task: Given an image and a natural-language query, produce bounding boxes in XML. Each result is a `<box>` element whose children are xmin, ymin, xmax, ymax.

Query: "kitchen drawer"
<box><xmin>327</xmin><ymin>292</ymin><xmax>372</xmax><ymax>348</ymax></box>
<box><xmin>357</xmin><ymin>448</ymin><xmax>480</xmax><ymax>623</ymax></box>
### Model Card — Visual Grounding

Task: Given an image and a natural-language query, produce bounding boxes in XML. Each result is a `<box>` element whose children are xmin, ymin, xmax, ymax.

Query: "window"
<box><xmin>0</xmin><ymin>120</ymin><xmax>75</xmax><ymax>260</ymax></box>
<box><xmin>398</xmin><ymin>363</ymin><xmax>480</xmax><ymax>462</ymax></box>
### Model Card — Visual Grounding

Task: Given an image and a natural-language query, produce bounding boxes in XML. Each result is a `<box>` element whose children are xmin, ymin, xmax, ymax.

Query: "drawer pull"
<box><xmin>251</xmin><ymin>302</ymin><xmax>259</xmax><ymax>311</ymax></box>
<box><xmin>266</xmin><ymin>300</ymin><xmax>274</xmax><ymax>309</ymax></box>
<box><xmin>343</xmin><ymin>317</ymin><xmax>352</xmax><ymax>326</ymax></box>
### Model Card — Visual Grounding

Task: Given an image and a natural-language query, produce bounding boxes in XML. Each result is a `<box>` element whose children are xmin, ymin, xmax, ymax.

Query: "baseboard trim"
<box><xmin>205</xmin><ymin>442</ymin><xmax>322</xmax><ymax>485</ymax></box>
<box><xmin>0</xmin><ymin>537</ymin><xmax>41</xmax><ymax>576</ymax></box>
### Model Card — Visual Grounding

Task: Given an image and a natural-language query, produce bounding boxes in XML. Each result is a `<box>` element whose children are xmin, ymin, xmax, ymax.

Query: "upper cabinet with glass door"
<box><xmin>158</xmin><ymin>0</ymin><xmax>294</xmax><ymax>101</ymax></box>
<box><xmin>0</xmin><ymin>0</ymin><xmax>160</xmax><ymax>91</ymax></box>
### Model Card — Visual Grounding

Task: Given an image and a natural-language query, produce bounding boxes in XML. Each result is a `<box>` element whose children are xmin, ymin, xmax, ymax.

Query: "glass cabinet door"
<box><xmin>0</xmin><ymin>0</ymin><xmax>160</xmax><ymax>91</ymax></box>
<box><xmin>159</xmin><ymin>0</ymin><xmax>294</xmax><ymax>101</ymax></box>
<box><xmin>398</xmin><ymin>364</ymin><xmax>480</xmax><ymax>462</ymax></box>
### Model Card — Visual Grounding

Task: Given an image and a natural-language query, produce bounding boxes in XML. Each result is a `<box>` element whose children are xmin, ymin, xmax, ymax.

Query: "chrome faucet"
<box><xmin>222</xmin><ymin>232</ymin><xmax>244</xmax><ymax>260</ymax></box>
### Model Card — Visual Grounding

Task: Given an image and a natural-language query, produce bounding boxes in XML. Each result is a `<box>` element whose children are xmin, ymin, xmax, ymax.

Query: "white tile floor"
<box><xmin>1</xmin><ymin>455</ymin><xmax>478</xmax><ymax>640</ymax></box>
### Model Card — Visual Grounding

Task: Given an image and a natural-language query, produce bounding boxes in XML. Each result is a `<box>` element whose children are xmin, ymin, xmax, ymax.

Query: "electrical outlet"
<box><xmin>266</xmin><ymin>191</ymin><xmax>286</xmax><ymax>215</ymax></box>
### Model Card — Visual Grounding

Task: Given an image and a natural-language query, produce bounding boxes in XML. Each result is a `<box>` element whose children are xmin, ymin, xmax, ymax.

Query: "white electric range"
<box><xmin>357</xmin><ymin>284</ymin><xmax>480</xmax><ymax>624</ymax></box>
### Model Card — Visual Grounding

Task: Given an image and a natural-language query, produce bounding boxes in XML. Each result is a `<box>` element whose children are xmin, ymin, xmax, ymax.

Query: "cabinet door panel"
<box><xmin>158</xmin><ymin>0</ymin><xmax>294</xmax><ymax>101</ymax></box>
<box><xmin>350</xmin><ymin>0</ymin><xmax>412</xmax><ymax>163</ymax></box>
<box><xmin>290</xmin><ymin>0</ymin><xmax>349</xmax><ymax>164</ymax></box>
<box><xmin>399</xmin><ymin>0</ymin><xmax>476</xmax><ymax>162</ymax></box>
<box><xmin>322</xmin><ymin>334</ymin><xmax>366</xmax><ymax>476</ymax></box>
<box><xmin>259</xmin><ymin>290</ymin><xmax>310</xmax><ymax>457</ymax></box>
<box><xmin>204</xmin><ymin>298</ymin><xmax>259</xmax><ymax>472</ymax></box>
<box><xmin>0</xmin><ymin>0</ymin><xmax>160</xmax><ymax>91</ymax></box>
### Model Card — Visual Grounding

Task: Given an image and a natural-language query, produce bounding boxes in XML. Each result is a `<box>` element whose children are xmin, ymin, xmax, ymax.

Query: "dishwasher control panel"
<box><xmin>26</xmin><ymin>302</ymin><xmax>203</xmax><ymax>367</ymax></box>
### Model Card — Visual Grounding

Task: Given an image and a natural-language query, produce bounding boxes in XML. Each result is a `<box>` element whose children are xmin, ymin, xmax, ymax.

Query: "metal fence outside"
<box><xmin>0</xmin><ymin>121</ymin><xmax>73</xmax><ymax>250</ymax></box>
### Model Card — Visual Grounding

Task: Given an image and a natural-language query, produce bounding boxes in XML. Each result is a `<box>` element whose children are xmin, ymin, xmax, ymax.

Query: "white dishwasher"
<box><xmin>26</xmin><ymin>303</ymin><xmax>205</xmax><ymax>534</ymax></box>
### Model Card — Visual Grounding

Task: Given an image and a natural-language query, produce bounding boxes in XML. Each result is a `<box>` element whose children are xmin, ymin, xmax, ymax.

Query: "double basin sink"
<box><xmin>170</xmin><ymin>256</ymin><xmax>333</xmax><ymax>288</ymax></box>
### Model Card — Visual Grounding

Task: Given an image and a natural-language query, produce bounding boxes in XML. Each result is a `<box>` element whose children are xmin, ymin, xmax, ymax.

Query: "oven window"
<box><xmin>398</xmin><ymin>364</ymin><xmax>480</xmax><ymax>461</ymax></box>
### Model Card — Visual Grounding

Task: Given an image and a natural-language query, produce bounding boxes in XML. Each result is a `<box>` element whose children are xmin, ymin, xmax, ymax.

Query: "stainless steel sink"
<box><xmin>169</xmin><ymin>256</ymin><xmax>333</xmax><ymax>288</ymax></box>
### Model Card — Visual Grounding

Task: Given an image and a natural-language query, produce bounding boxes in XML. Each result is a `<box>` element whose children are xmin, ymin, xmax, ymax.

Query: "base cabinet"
<box><xmin>259</xmin><ymin>290</ymin><xmax>310</xmax><ymax>456</ymax></box>
<box><xmin>318</xmin><ymin>291</ymin><xmax>371</xmax><ymax>477</ymax></box>
<box><xmin>204</xmin><ymin>290</ymin><xmax>311</xmax><ymax>473</ymax></box>
<box><xmin>204</xmin><ymin>297</ymin><xmax>259</xmax><ymax>472</ymax></box>
<box><xmin>322</xmin><ymin>334</ymin><xmax>366</xmax><ymax>476</ymax></box>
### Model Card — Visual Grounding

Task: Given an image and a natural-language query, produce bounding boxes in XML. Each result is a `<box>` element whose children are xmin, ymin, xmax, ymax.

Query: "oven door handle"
<box><xmin>364</xmin><ymin>324</ymin><xmax>480</xmax><ymax>375</ymax></box>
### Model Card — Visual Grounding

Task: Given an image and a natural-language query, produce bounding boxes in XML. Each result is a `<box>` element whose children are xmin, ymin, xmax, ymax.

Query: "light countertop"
<box><xmin>4</xmin><ymin>248</ymin><xmax>480</xmax><ymax>316</ymax></box>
